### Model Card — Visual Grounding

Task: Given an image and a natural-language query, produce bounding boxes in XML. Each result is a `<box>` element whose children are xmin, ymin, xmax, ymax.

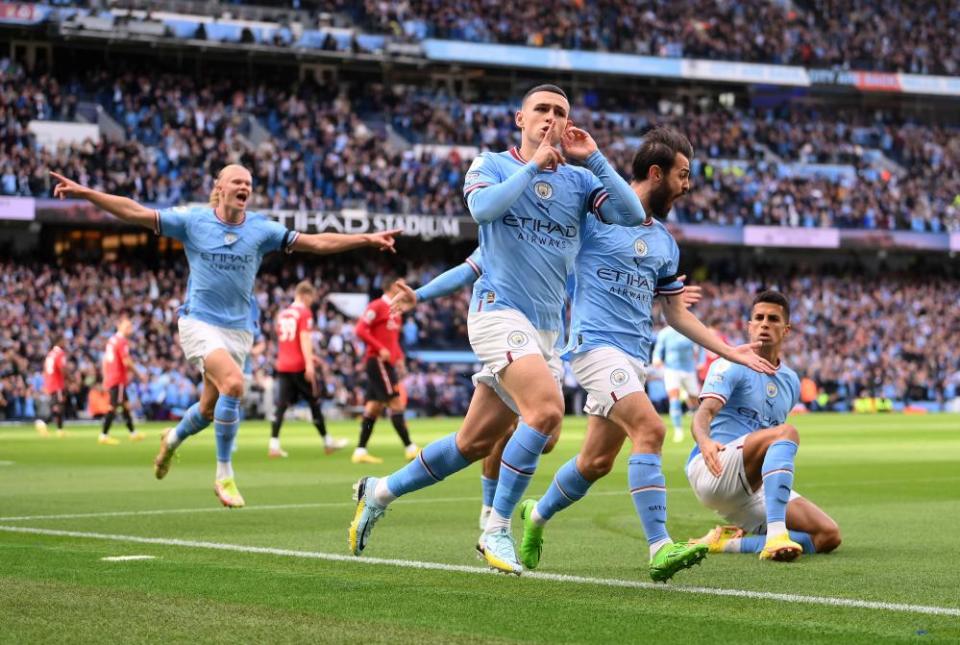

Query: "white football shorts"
<box><xmin>685</xmin><ymin>433</ymin><xmax>801</xmax><ymax>534</ymax></box>
<box><xmin>571</xmin><ymin>346</ymin><xmax>647</xmax><ymax>418</ymax></box>
<box><xmin>178</xmin><ymin>317</ymin><xmax>253</xmax><ymax>373</ymax></box>
<box><xmin>663</xmin><ymin>367</ymin><xmax>700</xmax><ymax>397</ymax></box>
<box><xmin>468</xmin><ymin>308</ymin><xmax>561</xmax><ymax>414</ymax></box>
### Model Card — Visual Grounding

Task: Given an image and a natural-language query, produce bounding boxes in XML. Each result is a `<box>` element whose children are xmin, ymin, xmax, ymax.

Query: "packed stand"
<box><xmin>0</xmin><ymin>254</ymin><xmax>476</xmax><ymax>423</ymax></box>
<box><xmin>3</xmin><ymin>253</ymin><xmax>958</xmax><ymax>422</ymax></box>
<box><xmin>356</xmin><ymin>0</ymin><xmax>960</xmax><ymax>75</ymax></box>
<box><xmin>688</xmin><ymin>269</ymin><xmax>960</xmax><ymax>411</ymax></box>
<box><xmin>3</xmin><ymin>61</ymin><xmax>960</xmax><ymax>231</ymax></box>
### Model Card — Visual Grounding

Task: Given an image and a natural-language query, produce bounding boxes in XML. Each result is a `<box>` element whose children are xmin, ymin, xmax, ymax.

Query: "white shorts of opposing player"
<box><xmin>663</xmin><ymin>367</ymin><xmax>700</xmax><ymax>398</ymax></box>
<box><xmin>570</xmin><ymin>346</ymin><xmax>647</xmax><ymax>418</ymax></box>
<box><xmin>467</xmin><ymin>308</ymin><xmax>562</xmax><ymax>414</ymax></box>
<box><xmin>178</xmin><ymin>317</ymin><xmax>253</xmax><ymax>373</ymax></box>
<box><xmin>685</xmin><ymin>434</ymin><xmax>801</xmax><ymax>535</ymax></box>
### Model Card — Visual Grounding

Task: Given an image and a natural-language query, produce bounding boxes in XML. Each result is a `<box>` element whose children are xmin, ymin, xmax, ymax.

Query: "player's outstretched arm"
<box><xmin>391</xmin><ymin>258</ymin><xmax>481</xmax><ymax>314</ymax></box>
<box><xmin>562</xmin><ymin>126</ymin><xmax>646</xmax><ymax>227</ymax></box>
<box><xmin>692</xmin><ymin>397</ymin><xmax>726</xmax><ymax>477</ymax></box>
<box><xmin>291</xmin><ymin>229</ymin><xmax>401</xmax><ymax>255</ymax></box>
<box><xmin>50</xmin><ymin>172</ymin><xmax>157</xmax><ymax>230</ymax></box>
<box><xmin>467</xmin><ymin>122</ymin><xmax>564</xmax><ymax>224</ymax></box>
<box><xmin>661</xmin><ymin>292</ymin><xmax>775</xmax><ymax>374</ymax></box>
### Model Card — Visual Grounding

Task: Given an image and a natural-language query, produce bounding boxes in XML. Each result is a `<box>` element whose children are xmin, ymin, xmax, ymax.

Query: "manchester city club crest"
<box><xmin>610</xmin><ymin>369</ymin><xmax>630</xmax><ymax>387</ymax></box>
<box><xmin>766</xmin><ymin>382</ymin><xmax>778</xmax><ymax>398</ymax></box>
<box><xmin>507</xmin><ymin>330</ymin><xmax>529</xmax><ymax>349</ymax></box>
<box><xmin>634</xmin><ymin>238</ymin><xmax>648</xmax><ymax>256</ymax></box>
<box><xmin>534</xmin><ymin>181</ymin><xmax>553</xmax><ymax>200</ymax></box>
<box><xmin>224</xmin><ymin>233</ymin><xmax>238</xmax><ymax>246</ymax></box>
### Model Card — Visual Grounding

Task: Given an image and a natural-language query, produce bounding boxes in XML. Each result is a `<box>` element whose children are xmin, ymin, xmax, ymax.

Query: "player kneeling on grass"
<box><xmin>686</xmin><ymin>291</ymin><xmax>841</xmax><ymax>560</ymax></box>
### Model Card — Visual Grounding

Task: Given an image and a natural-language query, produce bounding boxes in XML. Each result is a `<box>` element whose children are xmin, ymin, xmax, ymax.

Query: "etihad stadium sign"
<box><xmin>268</xmin><ymin>210</ymin><xmax>475</xmax><ymax>241</ymax></box>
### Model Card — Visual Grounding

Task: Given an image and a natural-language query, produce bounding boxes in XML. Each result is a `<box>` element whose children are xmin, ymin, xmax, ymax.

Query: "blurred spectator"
<box><xmin>4</xmin><ymin>63</ymin><xmax>958</xmax><ymax>232</ymax></box>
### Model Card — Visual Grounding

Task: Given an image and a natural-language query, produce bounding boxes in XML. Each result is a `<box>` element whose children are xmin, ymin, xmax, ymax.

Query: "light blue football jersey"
<box><xmin>565</xmin><ymin>216</ymin><xmax>683</xmax><ymax>361</ymax></box>
<box><xmin>688</xmin><ymin>358</ymin><xmax>801</xmax><ymax>464</ymax></box>
<box><xmin>156</xmin><ymin>205</ymin><xmax>298</xmax><ymax>332</ymax></box>
<box><xmin>243</xmin><ymin>296</ymin><xmax>264</xmax><ymax>375</ymax></box>
<box><xmin>653</xmin><ymin>326</ymin><xmax>700</xmax><ymax>372</ymax></box>
<box><xmin>463</xmin><ymin>148</ymin><xmax>611</xmax><ymax>332</ymax></box>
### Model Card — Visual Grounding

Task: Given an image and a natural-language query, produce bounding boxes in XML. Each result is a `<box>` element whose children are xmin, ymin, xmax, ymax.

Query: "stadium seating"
<box><xmin>355</xmin><ymin>0</ymin><xmax>960</xmax><ymax>75</ymax></box>
<box><xmin>3</xmin><ymin>62</ymin><xmax>958</xmax><ymax>232</ymax></box>
<box><xmin>3</xmin><ymin>255</ymin><xmax>957</xmax><ymax>421</ymax></box>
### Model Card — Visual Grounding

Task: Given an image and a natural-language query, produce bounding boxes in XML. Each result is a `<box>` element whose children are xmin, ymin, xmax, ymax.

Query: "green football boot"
<box><xmin>649</xmin><ymin>541</ymin><xmax>708</xmax><ymax>582</ymax></box>
<box><xmin>518</xmin><ymin>499</ymin><xmax>545</xmax><ymax>570</ymax></box>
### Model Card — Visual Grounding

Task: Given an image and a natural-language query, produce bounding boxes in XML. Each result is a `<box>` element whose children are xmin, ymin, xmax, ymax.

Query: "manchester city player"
<box><xmin>390</xmin><ymin>249</ymin><xmax>565</xmax><ymax>530</ymax></box>
<box><xmin>516</xmin><ymin>127</ymin><xmax>775</xmax><ymax>581</ymax></box>
<box><xmin>349</xmin><ymin>84</ymin><xmax>647</xmax><ymax>574</ymax></box>
<box><xmin>50</xmin><ymin>165</ymin><xmax>399</xmax><ymax>507</ymax></box>
<box><xmin>686</xmin><ymin>291</ymin><xmax>841</xmax><ymax>560</ymax></box>
<box><xmin>652</xmin><ymin>325</ymin><xmax>702</xmax><ymax>443</ymax></box>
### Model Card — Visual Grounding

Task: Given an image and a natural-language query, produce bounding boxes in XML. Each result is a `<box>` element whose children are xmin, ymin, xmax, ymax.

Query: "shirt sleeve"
<box><xmin>118</xmin><ymin>339</ymin><xmax>130</xmax><ymax>368</ymax></box>
<box><xmin>584</xmin><ymin>151</ymin><xmax>646</xmax><ymax>226</ymax></box>
<box><xmin>462</xmin><ymin>153</ymin><xmax>501</xmax><ymax>201</ymax></box>
<box><xmin>355</xmin><ymin>302</ymin><xmax>387</xmax><ymax>353</ymax></box>
<box><xmin>464</xmin><ymin>154</ymin><xmax>539</xmax><ymax>224</ymax></box>
<box><xmin>700</xmin><ymin>359</ymin><xmax>739</xmax><ymax>405</ymax></box>
<box><xmin>655</xmin><ymin>236</ymin><xmax>684</xmax><ymax>296</ymax></box>
<box><xmin>790</xmin><ymin>373</ymin><xmax>801</xmax><ymax>408</ymax></box>
<box><xmin>155</xmin><ymin>207</ymin><xmax>191</xmax><ymax>241</ymax></box>
<box><xmin>465</xmin><ymin>247</ymin><xmax>483</xmax><ymax>275</ymax></box>
<box><xmin>300</xmin><ymin>310</ymin><xmax>313</xmax><ymax>334</ymax></box>
<box><xmin>259</xmin><ymin>217</ymin><xmax>300</xmax><ymax>254</ymax></box>
<box><xmin>414</xmin><ymin>261</ymin><xmax>480</xmax><ymax>302</ymax></box>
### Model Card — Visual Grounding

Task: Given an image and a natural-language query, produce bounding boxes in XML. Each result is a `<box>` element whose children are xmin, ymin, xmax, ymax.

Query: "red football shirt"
<box><xmin>275</xmin><ymin>302</ymin><xmax>313</xmax><ymax>373</ymax></box>
<box><xmin>43</xmin><ymin>346</ymin><xmax>66</xmax><ymax>393</ymax></box>
<box><xmin>356</xmin><ymin>296</ymin><xmax>402</xmax><ymax>364</ymax></box>
<box><xmin>102</xmin><ymin>334</ymin><xmax>130</xmax><ymax>388</ymax></box>
<box><xmin>698</xmin><ymin>332</ymin><xmax>729</xmax><ymax>382</ymax></box>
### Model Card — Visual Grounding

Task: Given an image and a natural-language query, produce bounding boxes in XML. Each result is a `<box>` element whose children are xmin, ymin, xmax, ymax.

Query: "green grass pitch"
<box><xmin>1</xmin><ymin>414</ymin><xmax>958</xmax><ymax>643</ymax></box>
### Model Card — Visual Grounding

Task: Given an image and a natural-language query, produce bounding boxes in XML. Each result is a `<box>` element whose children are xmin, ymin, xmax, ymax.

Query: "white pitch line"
<box><xmin>101</xmin><ymin>555</ymin><xmax>156</xmax><ymax>561</ymax></box>
<box><xmin>1</xmin><ymin>524</ymin><xmax>957</xmax><ymax>618</ymax></box>
<box><xmin>0</xmin><ymin>491</ymin><xmax>631</xmax><ymax>522</ymax></box>
<box><xmin>0</xmin><ymin>460</ymin><xmax>14</xmax><ymax>466</ymax></box>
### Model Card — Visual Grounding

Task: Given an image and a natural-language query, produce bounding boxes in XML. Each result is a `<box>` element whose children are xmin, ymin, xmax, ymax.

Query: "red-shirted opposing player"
<box><xmin>269</xmin><ymin>281</ymin><xmax>348</xmax><ymax>458</ymax></box>
<box><xmin>99</xmin><ymin>316</ymin><xmax>144</xmax><ymax>445</ymax></box>
<box><xmin>352</xmin><ymin>273</ymin><xmax>418</xmax><ymax>464</ymax></box>
<box><xmin>698</xmin><ymin>322</ymin><xmax>730</xmax><ymax>383</ymax></box>
<box><xmin>40</xmin><ymin>333</ymin><xmax>68</xmax><ymax>438</ymax></box>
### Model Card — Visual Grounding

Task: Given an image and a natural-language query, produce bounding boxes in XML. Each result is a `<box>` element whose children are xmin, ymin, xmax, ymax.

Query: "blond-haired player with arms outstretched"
<box><xmin>51</xmin><ymin>165</ymin><xmax>399</xmax><ymax>507</ymax></box>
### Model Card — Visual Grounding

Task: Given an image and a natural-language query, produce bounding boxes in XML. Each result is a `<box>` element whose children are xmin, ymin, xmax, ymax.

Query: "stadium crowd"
<box><xmin>356</xmin><ymin>0</ymin><xmax>960</xmax><ymax>75</ymax></box>
<box><xmin>2</xmin><ymin>253</ymin><xmax>957</xmax><ymax>423</ymax></box>
<box><xmin>45</xmin><ymin>1</ymin><xmax>960</xmax><ymax>75</ymax></box>
<box><xmin>3</xmin><ymin>60</ymin><xmax>959</xmax><ymax>232</ymax></box>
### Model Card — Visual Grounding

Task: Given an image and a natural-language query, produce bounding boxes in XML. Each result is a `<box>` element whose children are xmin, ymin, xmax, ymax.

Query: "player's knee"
<box><xmin>646</xmin><ymin>417</ymin><xmax>666</xmax><ymax>445</ymax></box>
<box><xmin>220</xmin><ymin>374</ymin><xmax>245</xmax><ymax>398</ymax></box>
<box><xmin>525</xmin><ymin>404</ymin><xmax>563</xmax><ymax>434</ymax></box>
<box><xmin>578</xmin><ymin>453</ymin><xmax>615</xmax><ymax>480</ymax></box>
<box><xmin>543</xmin><ymin>432</ymin><xmax>560</xmax><ymax>455</ymax></box>
<box><xmin>198</xmin><ymin>402</ymin><xmax>215</xmax><ymax>419</ymax></box>
<box><xmin>779</xmin><ymin>424</ymin><xmax>799</xmax><ymax>445</ymax></box>
<box><xmin>457</xmin><ymin>435</ymin><xmax>495</xmax><ymax>462</ymax></box>
<box><xmin>815</xmin><ymin>521</ymin><xmax>842</xmax><ymax>553</ymax></box>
